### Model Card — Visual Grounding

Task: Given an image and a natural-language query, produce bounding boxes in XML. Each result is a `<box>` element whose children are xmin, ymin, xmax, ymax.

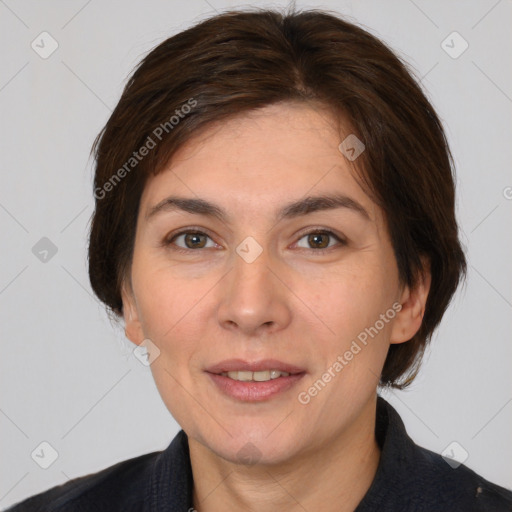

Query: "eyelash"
<box><xmin>162</xmin><ymin>227</ymin><xmax>347</xmax><ymax>254</ymax></box>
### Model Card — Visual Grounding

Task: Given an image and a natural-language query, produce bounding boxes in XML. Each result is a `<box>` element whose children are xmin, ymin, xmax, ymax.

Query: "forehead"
<box><xmin>140</xmin><ymin>102</ymin><xmax>378</xmax><ymax>222</ymax></box>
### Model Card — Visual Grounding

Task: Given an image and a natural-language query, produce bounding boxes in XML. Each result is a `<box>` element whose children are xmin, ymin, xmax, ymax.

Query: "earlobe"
<box><xmin>390</xmin><ymin>261</ymin><xmax>431</xmax><ymax>345</ymax></box>
<box><xmin>121</xmin><ymin>282</ymin><xmax>144</xmax><ymax>345</ymax></box>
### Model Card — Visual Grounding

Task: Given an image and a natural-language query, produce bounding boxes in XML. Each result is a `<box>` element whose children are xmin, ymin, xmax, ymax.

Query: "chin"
<box><xmin>216</xmin><ymin>436</ymin><xmax>301</xmax><ymax>467</ymax></box>
<box><xmin>193</xmin><ymin>420</ymin><xmax>305</xmax><ymax>467</ymax></box>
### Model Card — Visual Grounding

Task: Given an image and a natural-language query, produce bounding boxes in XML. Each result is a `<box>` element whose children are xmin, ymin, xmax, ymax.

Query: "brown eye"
<box><xmin>295</xmin><ymin>230</ymin><xmax>345</xmax><ymax>251</ymax></box>
<box><xmin>167</xmin><ymin>231</ymin><xmax>216</xmax><ymax>250</ymax></box>
<box><xmin>307</xmin><ymin>233</ymin><xmax>330</xmax><ymax>249</ymax></box>
<box><xmin>183</xmin><ymin>233</ymin><xmax>207</xmax><ymax>248</ymax></box>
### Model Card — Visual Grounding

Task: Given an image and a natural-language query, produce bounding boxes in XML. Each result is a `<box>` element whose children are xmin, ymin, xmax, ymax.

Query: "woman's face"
<box><xmin>123</xmin><ymin>102</ymin><xmax>425</xmax><ymax>465</ymax></box>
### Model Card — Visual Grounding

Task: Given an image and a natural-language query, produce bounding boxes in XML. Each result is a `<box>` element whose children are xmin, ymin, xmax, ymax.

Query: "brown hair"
<box><xmin>88</xmin><ymin>7</ymin><xmax>467</xmax><ymax>388</ymax></box>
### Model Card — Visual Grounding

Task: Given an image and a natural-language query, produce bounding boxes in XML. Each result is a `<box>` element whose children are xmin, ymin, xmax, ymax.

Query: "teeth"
<box><xmin>234</xmin><ymin>370</ymin><xmax>253</xmax><ymax>381</ymax></box>
<box><xmin>221</xmin><ymin>370</ymin><xmax>291</xmax><ymax>382</ymax></box>
<box><xmin>253</xmin><ymin>370</ymin><xmax>270</xmax><ymax>381</ymax></box>
<box><xmin>269</xmin><ymin>370</ymin><xmax>281</xmax><ymax>379</ymax></box>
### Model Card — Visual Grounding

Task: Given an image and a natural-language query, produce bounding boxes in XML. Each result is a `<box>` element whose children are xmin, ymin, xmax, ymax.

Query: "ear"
<box><xmin>121</xmin><ymin>280</ymin><xmax>144</xmax><ymax>346</ymax></box>
<box><xmin>390</xmin><ymin>258</ymin><xmax>431</xmax><ymax>344</ymax></box>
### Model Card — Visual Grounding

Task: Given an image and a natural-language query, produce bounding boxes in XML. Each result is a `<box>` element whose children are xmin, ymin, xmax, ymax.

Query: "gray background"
<box><xmin>1</xmin><ymin>0</ymin><xmax>511</xmax><ymax>508</ymax></box>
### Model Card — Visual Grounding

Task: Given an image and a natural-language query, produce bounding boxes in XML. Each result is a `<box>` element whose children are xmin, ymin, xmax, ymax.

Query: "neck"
<box><xmin>189</xmin><ymin>396</ymin><xmax>381</xmax><ymax>512</ymax></box>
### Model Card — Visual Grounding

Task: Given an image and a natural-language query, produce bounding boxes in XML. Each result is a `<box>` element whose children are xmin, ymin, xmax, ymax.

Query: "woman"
<box><xmin>8</xmin><ymin>7</ymin><xmax>512</xmax><ymax>512</ymax></box>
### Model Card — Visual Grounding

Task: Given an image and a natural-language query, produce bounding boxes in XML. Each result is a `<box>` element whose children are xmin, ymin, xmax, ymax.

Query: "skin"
<box><xmin>122</xmin><ymin>101</ymin><xmax>430</xmax><ymax>512</ymax></box>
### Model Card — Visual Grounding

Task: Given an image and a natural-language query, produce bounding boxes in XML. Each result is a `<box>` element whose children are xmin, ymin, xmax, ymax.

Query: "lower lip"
<box><xmin>207</xmin><ymin>372</ymin><xmax>306</xmax><ymax>402</ymax></box>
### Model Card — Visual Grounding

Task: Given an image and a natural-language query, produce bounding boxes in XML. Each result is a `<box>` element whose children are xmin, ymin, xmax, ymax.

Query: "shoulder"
<box><xmin>5</xmin><ymin>450</ymin><xmax>160</xmax><ymax>512</ymax></box>
<box><xmin>6</xmin><ymin>430</ymin><xmax>194</xmax><ymax>512</ymax></box>
<box><xmin>411</xmin><ymin>443</ymin><xmax>512</xmax><ymax>511</ymax></box>
<box><xmin>360</xmin><ymin>397</ymin><xmax>512</xmax><ymax>512</ymax></box>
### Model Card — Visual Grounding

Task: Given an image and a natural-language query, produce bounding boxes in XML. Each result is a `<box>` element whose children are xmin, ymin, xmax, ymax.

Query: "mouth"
<box><xmin>205</xmin><ymin>359</ymin><xmax>306</xmax><ymax>402</ymax></box>
<box><xmin>218</xmin><ymin>369</ymin><xmax>293</xmax><ymax>382</ymax></box>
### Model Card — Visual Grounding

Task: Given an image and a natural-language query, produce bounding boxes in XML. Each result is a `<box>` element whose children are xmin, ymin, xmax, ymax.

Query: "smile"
<box><xmin>220</xmin><ymin>370</ymin><xmax>290</xmax><ymax>382</ymax></box>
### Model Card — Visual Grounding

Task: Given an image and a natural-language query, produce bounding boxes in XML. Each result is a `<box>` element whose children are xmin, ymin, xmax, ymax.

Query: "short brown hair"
<box><xmin>88</xmin><ymin>7</ymin><xmax>467</xmax><ymax>388</ymax></box>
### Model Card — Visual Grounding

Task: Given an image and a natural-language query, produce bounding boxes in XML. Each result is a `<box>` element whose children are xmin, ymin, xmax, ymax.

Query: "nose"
<box><xmin>216</xmin><ymin>246</ymin><xmax>292</xmax><ymax>336</ymax></box>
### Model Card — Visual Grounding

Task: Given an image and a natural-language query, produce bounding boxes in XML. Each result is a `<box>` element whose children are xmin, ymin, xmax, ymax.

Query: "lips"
<box><xmin>205</xmin><ymin>358</ymin><xmax>306</xmax><ymax>375</ymax></box>
<box><xmin>205</xmin><ymin>359</ymin><xmax>307</xmax><ymax>401</ymax></box>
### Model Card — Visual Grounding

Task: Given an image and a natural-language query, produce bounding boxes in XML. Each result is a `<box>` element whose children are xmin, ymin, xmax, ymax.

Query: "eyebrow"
<box><xmin>146</xmin><ymin>193</ymin><xmax>371</xmax><ymax>223</ymax></box>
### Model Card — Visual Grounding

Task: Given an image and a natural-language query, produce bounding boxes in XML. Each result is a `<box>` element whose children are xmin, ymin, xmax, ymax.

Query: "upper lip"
<box><xmin>206</xmin><ymin>359</ymin><xmax>306</xmax><ymax>375</ymax></box>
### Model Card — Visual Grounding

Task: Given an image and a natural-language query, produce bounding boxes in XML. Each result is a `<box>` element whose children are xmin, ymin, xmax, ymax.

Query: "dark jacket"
<box><xmin>7</xmin><ymin>397</ymin><xmax>512</xmax><ymax>511</ymax></box>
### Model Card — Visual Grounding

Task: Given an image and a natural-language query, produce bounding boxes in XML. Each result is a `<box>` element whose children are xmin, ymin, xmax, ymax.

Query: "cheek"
<box><xmin>132</xmin><ymin>253</ymin><xmax>208</xmax><ymax>337</ymax></box>
<box><xmin>131</xmin><ymin>264</ymin><xmax>210</xmax><ymax>422</ymax></box>
<box><xmin>302</xmin><ymin>259</ymin><xmax>395</xmax><ymax>337</ymax></box>
<box><xmin>292</xmin><ymin>260</ymin><xmax>397</xmax><ymax>397</ymax></box>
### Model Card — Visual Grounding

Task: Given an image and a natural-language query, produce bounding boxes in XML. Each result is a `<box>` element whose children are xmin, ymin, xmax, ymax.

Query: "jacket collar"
<box><xmin>355</xmin><ymin>396</ymin><xmax>420</xmax><ymax>510</ymax></box>
<box><xmin>146</xmin><ymin>396</ymin><xmax>415</xmax><ymax>511</ymax></box>
<box><xmin>146</xmin><ymin>428</ymin><xmax>194</xmax><ymax>511</ymax></box>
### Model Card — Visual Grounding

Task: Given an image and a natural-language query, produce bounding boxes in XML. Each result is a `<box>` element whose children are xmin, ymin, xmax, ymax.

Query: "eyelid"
<box><xmin>162</xmin><ymin>227</ymin><xmax>222</xmax><ymax>251</ymax></box>
<box><xmin>292</xmin><ymin>228</ymin><xmax>347</xmax><ymax>252</ymax></box>
<box><xmin>162</xmin><ymin>226</ymin><xmax>347</xmax><ymax>252</ymax></box>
